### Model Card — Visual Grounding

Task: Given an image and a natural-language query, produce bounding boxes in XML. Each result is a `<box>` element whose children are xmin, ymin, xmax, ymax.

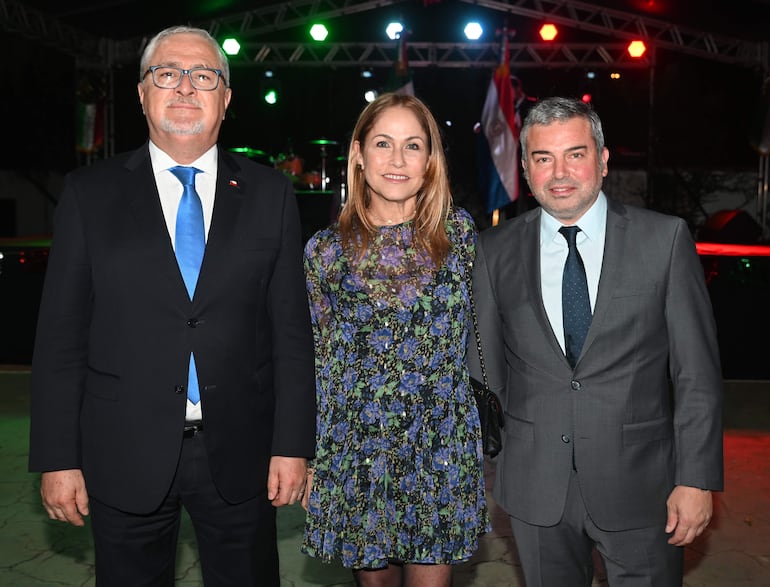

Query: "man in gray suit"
<box><xmin>470</xmin><ymin>97</ymin><xmax>723</xmax><ymax>586</ymax></box>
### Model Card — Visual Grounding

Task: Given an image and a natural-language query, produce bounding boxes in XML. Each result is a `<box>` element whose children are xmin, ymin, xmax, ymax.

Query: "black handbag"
<box><xmin>467</xmin><ymin>267</ymin><xmax>504</xmax><ymax>458</ymax></box>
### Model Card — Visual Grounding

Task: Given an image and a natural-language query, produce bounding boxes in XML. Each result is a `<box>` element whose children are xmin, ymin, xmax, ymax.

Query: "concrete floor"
<box><xmin>1</xmin><ymin>369</ymin><xmax>769</xmax><ymax>586</ymax></box>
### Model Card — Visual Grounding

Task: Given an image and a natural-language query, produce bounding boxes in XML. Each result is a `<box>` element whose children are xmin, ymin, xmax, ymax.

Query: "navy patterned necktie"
<box><xmin>169</xmin><ymin>165</ymin><xmax>204</xmax><ymax>404</ymax></box>
<box><xmin>559</xmin><ymin>226</ymin><xmax>592</xmax><ymax>368</ymax></box>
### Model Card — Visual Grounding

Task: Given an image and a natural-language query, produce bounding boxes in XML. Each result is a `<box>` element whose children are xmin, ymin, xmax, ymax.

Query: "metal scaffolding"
<box><xmin>2</xmin><ymin>0</ymin><xmax>765</xmax><ymax>69</ymax></box>
<box><xmin>4</xmin><ymin>0</ymin><xmax>768</xmax><ymax>230</ymax></box>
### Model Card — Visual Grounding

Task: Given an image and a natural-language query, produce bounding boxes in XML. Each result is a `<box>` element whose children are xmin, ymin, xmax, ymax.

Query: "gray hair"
<box><xmin>139</xmin><ymin>26</ymin><xmax>230</xmax><ymax>87</ymax></box>
<box><xmin>520</xmin><ymin>97</ymin><xmax>605</xmax><ymax>160</ymax></box>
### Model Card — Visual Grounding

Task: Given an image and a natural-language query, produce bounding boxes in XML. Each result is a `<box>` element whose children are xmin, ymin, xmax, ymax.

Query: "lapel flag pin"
<box><xmin>229</xmin><ymin>179</ymin><xmax>239</xmax><ymax>187</ymax></box>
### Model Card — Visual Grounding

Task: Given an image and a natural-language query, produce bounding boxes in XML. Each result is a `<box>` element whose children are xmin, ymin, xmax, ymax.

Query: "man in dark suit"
<box><xmin>28</xmin><ymin>26</ymin><xmax>315</xmax><ymax>586</ymax></box>
<box><xmin>470</xmin><ymin>97</ymin><xmax>723</xmax><ymax>585</ymax></box>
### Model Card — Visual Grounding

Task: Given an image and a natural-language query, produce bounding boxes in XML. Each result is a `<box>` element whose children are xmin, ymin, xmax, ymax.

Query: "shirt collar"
<box><xmin>149</xmin><ymin>141</ymin><xmax>218</xmax><ymax>177</ymax></box>
<box><xmin>540</xmin><ymin>191</ymin><xmax>607</xmax><ymax>245</ymax></box>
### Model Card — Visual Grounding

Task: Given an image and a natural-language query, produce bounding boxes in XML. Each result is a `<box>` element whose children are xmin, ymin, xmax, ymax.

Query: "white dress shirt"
<box><xmin>540</xmin><ymin>192</ymin><xmax>607</xmax><ymax>353</ymax></box>
<box><xmin>149</xmin><ymin>141</ymin><xmax>219</xmax><ymax>420</ymax></box>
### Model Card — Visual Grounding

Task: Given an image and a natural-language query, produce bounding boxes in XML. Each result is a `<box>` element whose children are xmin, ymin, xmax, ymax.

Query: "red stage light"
<box><xmin>627</xmin><ymin>40</ymin><xmax>647</xmax><ymax>58</ymax></box>
<box><xmin>539</xmin><ymin>24</ymin><xmax>558</xmax><ymax>41</ymax></box>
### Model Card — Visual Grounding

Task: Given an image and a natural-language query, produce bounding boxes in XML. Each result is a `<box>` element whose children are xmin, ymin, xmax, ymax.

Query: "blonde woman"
<box><xmin>301</xmin><ymin>93</ymin><xmax>489</xmax><ymax>587</ymax></box>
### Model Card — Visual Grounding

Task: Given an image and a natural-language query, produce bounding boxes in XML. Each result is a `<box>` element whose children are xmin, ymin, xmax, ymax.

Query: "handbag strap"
<box><xmin>466</xmin><ymin>261</ymin><xmax>490</xmax><ymax>390</ymax></box>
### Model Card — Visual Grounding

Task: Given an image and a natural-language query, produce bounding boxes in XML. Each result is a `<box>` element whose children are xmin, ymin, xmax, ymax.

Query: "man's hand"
<box><xmin>665</xmin><ymin>485</ymin><xmax>713</xmax><ymax>546</ymax></box>
<box><xmin>41</xmin><ymin>469</ymin><xmax>89</xmax><ymax>527</ymax></box>
<box><xmin>267</xmin><ymin>456</ymin><xmax>307</xmax><ymax>507</ymax></box>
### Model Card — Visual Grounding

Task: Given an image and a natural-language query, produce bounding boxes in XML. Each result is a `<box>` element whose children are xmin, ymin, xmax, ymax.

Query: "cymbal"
<box><xmin>228</xmin><ymin>146</ymin><xmax>269</xmax><ymax>158</ymax></box>
<box><xmin>307</xmin><ymin>139</ymin><xmax>339</xmax><ymax>146</ymax></box>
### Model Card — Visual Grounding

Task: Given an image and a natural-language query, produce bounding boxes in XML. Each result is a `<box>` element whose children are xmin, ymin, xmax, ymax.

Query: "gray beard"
<box><xmin>160</xmin><ymin>119</ymin><xmax>204</xmax><ymax>135</ymax></box>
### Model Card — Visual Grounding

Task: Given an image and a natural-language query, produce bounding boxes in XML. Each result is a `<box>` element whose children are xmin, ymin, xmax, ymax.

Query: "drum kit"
<box><xmin>229</xmin><ymin>139</ymin><xmax>345</xmax><ymax>193</ymax></box>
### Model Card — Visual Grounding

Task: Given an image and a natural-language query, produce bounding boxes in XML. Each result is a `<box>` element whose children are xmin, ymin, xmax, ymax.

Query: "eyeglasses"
<box><xmin>144</xmin><ymin>66</ymin><xmax>225</xmax><ymax>91</ymax></box>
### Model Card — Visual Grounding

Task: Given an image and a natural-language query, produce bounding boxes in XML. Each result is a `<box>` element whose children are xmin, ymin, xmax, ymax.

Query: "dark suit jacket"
<box><xmin>470</xmin><ymin>198</ymin><xmax>723</xmax><ymax>531</ymax></box>
<box><xmin>29</xmin><ymin>145</ymin><xmax>316</xmax><ymax>514</ymax></box>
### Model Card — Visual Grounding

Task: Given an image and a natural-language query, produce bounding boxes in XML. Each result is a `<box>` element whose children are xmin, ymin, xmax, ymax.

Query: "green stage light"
<box><xmin>310</xmin><ymin>24</ymin><xmax>329</xmax><ymax>41</ymax></box>
<box><xmin>261</xmin><ymin>72</ymin><xmax>280</xmax><ymax>105</ymax></box>
<box><xmin>222</xmin><ymin>38</ymin><xmax>241</xmax><ymax>56</ymax></box>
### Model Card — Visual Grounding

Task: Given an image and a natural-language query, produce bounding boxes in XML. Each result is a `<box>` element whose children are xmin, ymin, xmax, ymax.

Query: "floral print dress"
<box><xmin>301</xmin><ymin>207</ymin><xmax>490</xmax><ymax>569</ymax></box>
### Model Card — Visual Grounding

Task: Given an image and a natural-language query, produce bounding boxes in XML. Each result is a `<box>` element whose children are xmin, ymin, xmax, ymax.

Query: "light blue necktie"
<box><xmin>170</xmin><ymin>165</ymin><xmax>204</xmax><ymax>404</ymax></box>
<box><xmin>560</xmin><ymin>226</ymin><xmax>592</xmax><ymax>369</ymax></box>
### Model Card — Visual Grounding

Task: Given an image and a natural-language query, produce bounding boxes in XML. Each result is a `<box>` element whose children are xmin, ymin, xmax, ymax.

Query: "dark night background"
<box><xmin>2</xmin><ymin>0</ymin><xmax>770</xmax><ymax>374</ymax></box>
<box><xmin>3</xmin><ymin>0</ymin><xmax>769</xmax><ymax>189</ymax></box>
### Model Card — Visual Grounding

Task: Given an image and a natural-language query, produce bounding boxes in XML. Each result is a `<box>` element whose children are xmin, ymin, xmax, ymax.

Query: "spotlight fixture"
<box><xmin>627</xmin><ymin>40</ymin><xmax>647</xmax><ymax>58</ymax></box>
<box><xmin>464</xmin><ymin>22</ymin><xmax>483</xmax><ymax>40</ymax></box>
<box><xmin>539</xmin><ymin>23</ymin><xmax>558</xmax><ymax>41</ymax></box>
<box><xmin>386</xmin><ymin>22</ymin><xmax>404</xmax><ymax>40</ymax></box>
<box><xmin>222</xmin><ymin>38</ymin><xmax>241</xmax><ymax>56</ymax></box>
<box><xmin>310</xmin><ymin>23</ymin><xmax>329</xmax><ymax>41</ymax></box>
<box><xmin>261</xmin><ymin>71</ymin><xmax>280</xmax><ymax>105</ymax></box>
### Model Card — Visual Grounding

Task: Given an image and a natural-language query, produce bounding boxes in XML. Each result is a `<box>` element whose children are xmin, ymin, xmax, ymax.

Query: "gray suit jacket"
<box><xmin>469</xmin><ymin>198</ymin><xmax>723</xmax><ymax>531</ymax></box>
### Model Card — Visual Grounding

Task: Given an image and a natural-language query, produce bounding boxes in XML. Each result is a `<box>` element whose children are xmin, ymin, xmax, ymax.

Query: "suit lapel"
<box><xmin>520</xmin><ymin>210</ymin><xmax>569</xmax><ymax>363</ymax></box>
<box><xmin>123</xmin><ymin>145</ymin><xmax>188</xmax><ymax>302</ymax></box>
<box><xmin>581</xmin><ymin>199</ymin><xmax>630</xmax><ymax>358</ymax></box>
<box><xmin>193</xmin><ymin>150</ymin><xmax>246</xmax><ymax>301</ymax></box>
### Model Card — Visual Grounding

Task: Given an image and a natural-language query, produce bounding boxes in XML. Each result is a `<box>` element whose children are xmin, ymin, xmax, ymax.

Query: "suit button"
<box><xmin>187</xmin><ymin>318</ymin><xmax>199</xmax><ymax>328</ymax></box>
<box><xmin>561</xmin><ymin>435</ymin><xmax>571</xmax><ymax>443</ymax></box>
<box><xmin>571</xmin><ymin>380</ymin><xmax>581</xmax><ymax>391</ymax></box>
<box><xmin>174</xmin><ymin>385</ymin><xmax>185</xmax><ymax>394</ymax></box>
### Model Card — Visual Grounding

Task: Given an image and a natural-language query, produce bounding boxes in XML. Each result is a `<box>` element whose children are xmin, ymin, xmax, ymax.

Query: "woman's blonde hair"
<box><xmin>339</xmin><ymin>93</ymin><xmax>452</xmax><ymax>265</ymax></box>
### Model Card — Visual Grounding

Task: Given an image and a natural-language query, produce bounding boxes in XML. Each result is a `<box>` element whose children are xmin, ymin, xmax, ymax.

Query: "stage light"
<box><xmin>586</xmin><ymin>71</ymin><xmax>596</xmax><ymax>80</ymax></box>
<box><xmin>581</xmin><ymin>93</ymin><xmax>592</xmax><ymax>104</ymax></box>
<box><xmin>261</xmin><ymin>72</ymin><xmax>280</xmax><ymax>105</ymax></box>
<box><xmin>386</xmin><ymin>22</ymin><xmax>404</xmax><ymax>40</ymax></box>
<box><xmin>464</xmin><ymin>22</ymin><xmax>483</xmax><ymax>40</ymax></box>
<box><xmin>627</xmin><ymin>40</ymin><xmax>647</xmax><ymax>58</ymax></box>
<box><xmin>610</xmin><ymin>72</ymin><xmax>621</xmax><ymax>80</ymax></box>
<box><xmin>361</xmin><ymin>68</ymin><xmax>373</xmax><ymax>78</ymax></box>
<box><xmin>222</xmin><ymin>38</ymin><xmax>241</xmax><ymax>56</ymax></box>
<box><xmin>364</xmin><ymin>90</ymin><xmax>378</xmax><ymax>103</ymax></box>
<box><xmin>539</xmin><ymin>23</ymin><xmax>558</xmax><ymax>41</ymax></box>
<box><xmin>310</xmin><ymin>24</ymin><xmax>329</xmax><ymax>41</ymax></box>
<box><xmin>264</xmin><ymin>88</ymin><xmax>278</xmax><ymax>105</ymax></box>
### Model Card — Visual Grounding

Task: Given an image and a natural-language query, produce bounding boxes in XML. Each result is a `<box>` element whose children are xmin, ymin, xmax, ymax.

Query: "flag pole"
<box><xmin>478</xmin><ymin>22</ymin><xmax>517</xmax><ymax>226</ymax></box>
<box><xmin>491</xmin><ymin>26</ymin><xmax>512</xmax><ymax>226</ymax></box>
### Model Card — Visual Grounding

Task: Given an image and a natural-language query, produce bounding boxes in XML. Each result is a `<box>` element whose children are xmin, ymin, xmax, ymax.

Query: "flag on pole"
<box><xmin>476</xmin><ymin>30</ymin><xmax>519</xmax><ymax>213</ymax></box>
<box><xmin>388</xmin><ymin>33</ymin><xmax>414</xmax><ymax>96</ymax></box>
<box><xmin>76</xmin><ymin>98</ymin><xmax>105</xmax><ymax>154</ymax></box>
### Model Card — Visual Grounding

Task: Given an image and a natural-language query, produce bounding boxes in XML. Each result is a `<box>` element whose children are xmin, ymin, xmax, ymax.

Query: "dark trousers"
<box><xmin>510</xmin><ymin>471</ymin><xmax>683</xmax><ymax>587</ymax></box>
<box><xmin>90</xmin><ymin>431</ymin><xmax>279</xmax><ymax>587</ymax></box>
